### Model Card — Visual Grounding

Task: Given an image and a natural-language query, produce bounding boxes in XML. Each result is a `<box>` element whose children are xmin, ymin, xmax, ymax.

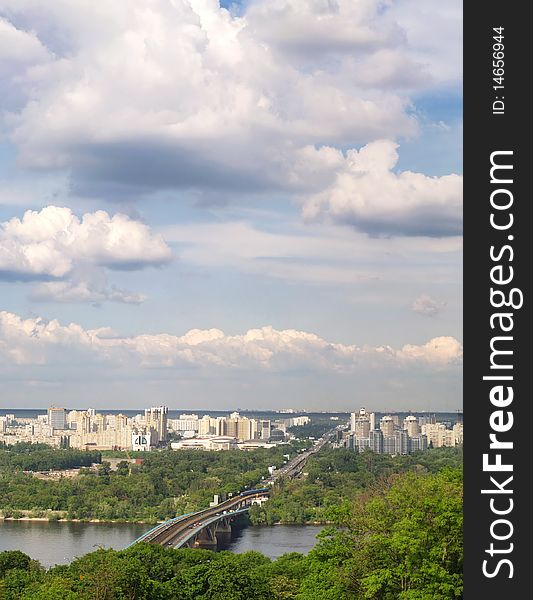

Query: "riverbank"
<box><xmin>0</xmin><ymin>520</ymin><xmax>323</xmax><ymax>568</ymax></box>
<box><xmin>0</xmin><ymin>516</ymin><xmax>156</xmax><ymax>524</ymax></box>
<box><xmin>1</xmin><ymin>511</ymin><xmax>332</xmax><ymax>526</ymax></box>
<box><xmin>1</xmin><ymin>514</ymin><xmax>334</xmax><ymax>527</ymax></box>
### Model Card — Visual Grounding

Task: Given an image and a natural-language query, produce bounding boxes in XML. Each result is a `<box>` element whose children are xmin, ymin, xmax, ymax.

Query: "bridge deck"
<box><xmin>167</xmin><ymin>507</ymin><xmax>249</xmax><ymax>549</ymax></box>
<box><xmin>130</xmin><ymin>491</ymin><xmax>269</xmax><ymax>548</ymax></box>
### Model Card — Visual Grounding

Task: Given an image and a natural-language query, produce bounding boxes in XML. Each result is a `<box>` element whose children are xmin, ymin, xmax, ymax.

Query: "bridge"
<box><xmin>129</xmin><ymin>489</ymin><xmax>269</xmax><ymax>550</ymax></box>
<box><xmin>129</xmin><ymin>426</ymin><xmax>342</xmax><ymax>550</ymax></box>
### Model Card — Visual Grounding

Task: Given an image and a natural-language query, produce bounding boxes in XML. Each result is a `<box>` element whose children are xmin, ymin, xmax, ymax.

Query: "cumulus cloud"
<box><xmin>245</xmin><ymin>0</ymin><xmax>432</xmax><ymax>90</ymax></box>
<box><xmin>0</xmin><ymin>310</ymin><xmax>462</xmax><ymax>371</ymax></box>
<box><xmin>246</xmin><ymin>0</ymin><xmax>403</xmax><ymax>53</ymax></box>
<box><xmin>0</xmin><ymin>205</ymin><xmax>171</xmax><ymax>278</ymax></box>
<box><xmin>0</xmin><ymin>16</ymin><xmax>49</xmax><ymax>67</ymax></box>
<box><xmin>397</xmin><ymin>336</ymin><xmax>462</xmax><ymax>365</ymax></box>
<box><xmin>0</xmin><ymin>1</ymin><xmax>464</xmax><ymax>238</ymax></box>
<box><xmin>0</xmin><ymin>17</ymin><xmax>52</xmax><ymax>110</ymax></box>
<box><xmin>301</xmin><ymin>140</ymin><xmax>462</xmax><ymax>236</ymax></box>
<box><xmin>0</xmin><ymin>0</ymin><xmax>432</xmax><ymax>198</ymax></box>
<box><xmin>0</xmin><ymin>205</ymin><xmax>171</xmax><ymax>302</ymax></box>
<box><xmin>411</xmin><ymin>294</ymin><xmax>446</xmax><ymax>317</ymax></box>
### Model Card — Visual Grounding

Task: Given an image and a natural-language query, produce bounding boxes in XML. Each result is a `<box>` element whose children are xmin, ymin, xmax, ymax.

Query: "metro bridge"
<box><xmin>129</xmin><ymin>427</ymin><xmax>341</xmax><ymax>551</ymax></box>
<box><xmin>129</xmin><ymin>488</ymin><xmax>270</xmax><ymax>550</ymax></box>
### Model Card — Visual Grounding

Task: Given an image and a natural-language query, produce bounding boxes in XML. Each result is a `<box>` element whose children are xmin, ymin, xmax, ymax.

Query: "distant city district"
<box><xmin>0</xmin><ymin>405</ymin><xmax>462</xmax><ymax>457</ymax></box>
<box><xmin>0</xmin><ymin>407</ymin><xmax>310</xmax><ymax>452</ymax></box>
<box><xmin>343</xmin><ymin>408</ymin><xmax>464</xmax><ymax>454</ymax></box>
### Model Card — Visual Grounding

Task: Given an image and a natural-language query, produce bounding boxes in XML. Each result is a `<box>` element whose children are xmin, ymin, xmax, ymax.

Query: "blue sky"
<box><xmin>0</xmin><ymin>0</ymin><xmax>462</xmax><ymax>411</ymax></box>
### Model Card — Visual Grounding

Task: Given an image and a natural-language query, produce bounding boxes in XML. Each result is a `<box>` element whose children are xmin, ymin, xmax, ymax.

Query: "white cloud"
<box><xmin>245</xmin><ymin>0</ymin><xmax>433</xmax><ymax>91</ymax></box>
<box><xmin>389</xmin><ymin>0</ymin><xmax>462</xmax><ymax>88</ymax></box>
<box><xmin>411</xmin><ymin>294</ymin><xmax>446</xmax><ymax>316</ymax></box>
<box><xmin>0</xmin><ymin>205</ymin><xmax>171</xmax><ymax>302</ymax></box>
<box><xmin>0</xmin><ymin>1</ymin><xmax>463</xmax><ymax>238</ymax></box>
<box><xmin>397</xmin><ymin>336</ymin><xmax>462</xmax><ymax>365</ymax></box>
<box><xmin>0</xmin><ymin>0</ymin><xmax>425</xmax><ymax>198</ymax></box>
<box><xmin>0</xmin><ymin>310</ymin><xmax>462</xmax><ymax>371</ymax></box>
<box><xmin>245</xmin><ymin>0</ymin><xmax>404</xmax><ymax>57</ymax></box>
<box><xmin>0</xmin><ymin>205</ymin><xmax>171</xmax><ymax>278</ymax></box>
<box><xmin>162</xmin><ymin>218</ymin><xmax>462</xmax><ymax>285</ymax></box>
<box><xmin>0</xmin><ymin>17</ymin><xmax>50</xmax><ymax>66</ymax></box>
<box><xmin>31</xmin><ymin>281</ymin><xmax>146</xmax><ymax>305</ymax></box>
<box><xmin>301</xmin><ymin>140</ymin><xmax>462</xmax><ymax>236</ymax></box>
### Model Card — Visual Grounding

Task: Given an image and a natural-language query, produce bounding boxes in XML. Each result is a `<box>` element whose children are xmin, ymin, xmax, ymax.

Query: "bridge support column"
<box><xmin>195</xmin><ymin>524</ymin><xmax>218</xmax><ymax>549</ymax></box>
<box><xmin>216</xmin><ymin>517</ymin><xmax>232</xmax><ymax>534</ymax></box>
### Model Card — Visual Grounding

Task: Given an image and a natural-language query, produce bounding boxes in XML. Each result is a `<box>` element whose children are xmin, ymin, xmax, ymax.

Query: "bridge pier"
<box><xmin>194</xmin><ymin>523</ymin><xmax>218</xmax><ymax>549</ymax></box>
<box><xmin>216</xmin><ymin>517</ymin><xmax>232</xmax><ymax>534</ymax></box>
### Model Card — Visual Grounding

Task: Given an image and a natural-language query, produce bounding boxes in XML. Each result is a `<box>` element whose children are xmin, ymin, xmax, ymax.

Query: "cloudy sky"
<box><xmin>0</xmin><ymin>0</ymin><xmax>462</xmax><ymax>412</ymax></box>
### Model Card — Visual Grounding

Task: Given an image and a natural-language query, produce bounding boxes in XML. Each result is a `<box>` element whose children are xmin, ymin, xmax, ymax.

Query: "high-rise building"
<box><xmin>351</xmin><ymin>408</ymin><xmax>369</xmax><ymax>434</ymax></box>
<box><xmin>48</xmin><ymin>407</ymin><xmax>67</xmax><ymax>430</ymax></box>
<box><xmin>380</xmin><ymin>415</ymin><xmax>394</xmax><ymax>437</ymax></box>
<box><xmin>422</xmin><ymin>423</ymin><xmax>457</xmax><ymax>447</ymax></box>
<box><xmin>198</xmin><ymin>415</ymin><xmax>211</xmax><ymax>436</ymax></box>
<box><xmin>393</xmin><ymin>430</ymin><xmax>409</xmax><ymax>455</ymax></box>
<box><xmin>404</xmin><ymin>415</ymin><xmax>420</xmax><ymax>438</ymax></box>
<box><xmin>172</xmin><ymin>414</ymin><xmax>199</xmax><ymax>432</ymax></box>
<box><xmin>344</xmin><ymin>432</ymin><xmax>356</xmax><ymax>450</ymax></box>
<box><xmin>81</xmin><ymin>413</ymin><xmax>92</xmax><ymax>434</ymax></box>
<box><xmin>145</xmin><ymin>406</ymin><xmax>168</xmax><ymax>445</ymax></box>
<box><xmin>350</xmin><ymin>412</ymin><xmax>357</xmax><ymax>432</ymax></box>
<box><xmin>369</xmin><ymin>429</ymin><xmax>383</xmax><ymax>453</ymax></box>
<box><xmin>355</xmin><ymin>436</ymin><xmax>371</xmax><ymax>452</ymax></box>
<box><xmin>226</xmin><ymin>417</ymin><xmax>238</xmax><ymax>438</ymax></box>
<box><xmin>383</xmin><ymin>435</ymin><xmax>396</xmax><ymax>454</ymax></box>
<box><xmin>215</xmin><ymin>417</ymin><xmax>227</xmax><ymax>436</ymax></box>
<box><xmin>409</xmin><ymin>435</ymin><xmax>428</xmax><ymax>452</ymax></box>
<box><xmin>354</xmin><ymin>416</ymin><xmax>370</xmax><ymax>439</ymax></box>
<box><xmin>453</xmin><ymin>423</ymin><xmax>464</xmax><ymax>445</ymax></box>
<box><xmin>94</xmin><ymin>413</ymin><xmax>107</xmax><ymax>433</ymax></box>
<box><xmin>226</xmin><ymin>416</ymin><xmax>255</xmax><ymax>440</ymax></box>
<box><xmin>116</xmin><ymin>414</ymin><xmax>128</xmax><ymax>431</ymax></box>
<box><xmin>369</xmin><ymin>412</ymin><xmax>376</xmax><ymax>431</ymax></box>
<box><xmin>260</xmin><ymin>420</ymin><xmax>271</xmax><ymax>440</ymax></box>
<box><xmin>239</xmin><ymin>418</ymin><xmax>256</xmax><ymax>441</ymax></box>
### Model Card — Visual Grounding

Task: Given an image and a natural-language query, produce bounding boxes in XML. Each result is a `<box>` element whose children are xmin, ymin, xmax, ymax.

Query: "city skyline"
<box><xmin>0</xmin><ymin>0</ymin><xmax>462</xmax><ymax>410</ymax></box>
<box><xmin>1</xmin><ymin>403</ymin><xmax>462</xmax><ymax>453</ymax></box>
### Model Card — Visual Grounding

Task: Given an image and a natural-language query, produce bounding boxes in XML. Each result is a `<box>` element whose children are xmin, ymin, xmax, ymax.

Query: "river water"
<box><xmin>0</xmin><ymin>521</ymin><xmax>323</xmax><ymax>568</ymax></box>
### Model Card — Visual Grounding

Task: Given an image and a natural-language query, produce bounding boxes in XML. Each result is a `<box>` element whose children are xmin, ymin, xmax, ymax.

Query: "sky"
<box><xmin>0</xmin><ymin>0</ymin><xmax>462</xmax><ymax>412</ymax></box>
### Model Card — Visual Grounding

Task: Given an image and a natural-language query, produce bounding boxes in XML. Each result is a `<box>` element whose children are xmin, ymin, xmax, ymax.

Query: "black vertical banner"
<box><xmin>464</xmin><ymin>1</ymin><xmax>531</xmax><ymax>596</ymax></box>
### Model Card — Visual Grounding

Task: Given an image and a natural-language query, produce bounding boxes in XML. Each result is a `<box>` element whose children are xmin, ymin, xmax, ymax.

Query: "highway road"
<box><xmin>264</xmin><ymin>424</ymin><xmax>343</xmax><ymax>484</ymax></box>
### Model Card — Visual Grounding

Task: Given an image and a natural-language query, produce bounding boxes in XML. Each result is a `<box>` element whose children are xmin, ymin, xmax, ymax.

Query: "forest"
<box><xmin>249</xmin><ymin>447</ymin><xmax>463</xmax><ymax>525</ymax></box>
<box><xmin>0</xmin><ymin>442</ymin><xmax>305</xmax><ymax>521</ymax></box>
<box><xmin>0</xmin><ymin>443</ymin><xmax>101</xmax><ymax>472</ymax></box>
<box><xmin>0</xmin><ymin>442</ymin><xmax>461</xmax><ymax>526</ymax></box>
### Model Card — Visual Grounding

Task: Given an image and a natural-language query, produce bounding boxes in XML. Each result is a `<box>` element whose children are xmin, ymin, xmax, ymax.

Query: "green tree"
<box><xmin>300</xmin><ymin>468</ymin><xmax>463</xmax><ymax>599</ymax></box>
<box><xmin>0</xmin><ymin>551</ymin><xmax>31</xmax><ymax>579</ymax></box>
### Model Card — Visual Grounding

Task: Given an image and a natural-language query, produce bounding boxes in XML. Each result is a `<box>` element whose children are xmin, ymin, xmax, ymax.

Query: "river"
<box><xmin>0</xmin><ymin>521</ymin><xmax>323</xmax><ymax>568</ymax></box>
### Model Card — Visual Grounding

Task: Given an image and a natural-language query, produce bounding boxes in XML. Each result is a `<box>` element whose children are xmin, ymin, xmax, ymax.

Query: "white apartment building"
<box><xmin>422</xmin><ymin>422</ymin><xmax>463</xmax><ymax>447</ymax></box>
